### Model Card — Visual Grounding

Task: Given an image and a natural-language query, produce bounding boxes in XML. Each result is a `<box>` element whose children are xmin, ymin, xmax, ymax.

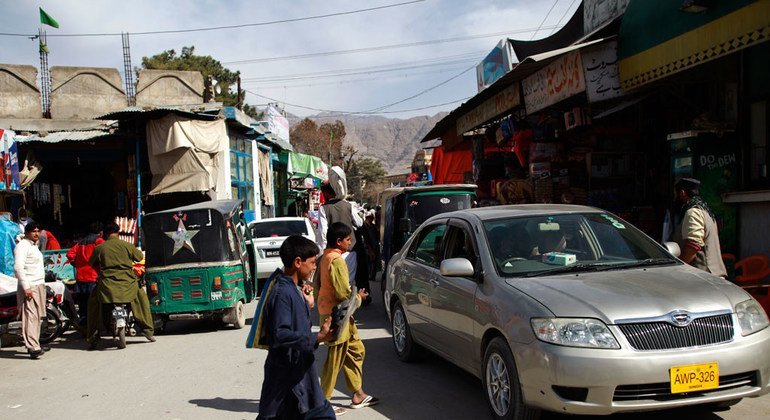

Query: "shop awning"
<box><xmin>619</xmin><ymin>0</ymin><xmax>770</xmax><ymax>91</ymax></box>
<box><xmin>421</xmin><ymin>37</ymin><xmax>608</xmax><ymax>143</ymax></box>
<box><xmin>96</xmin><ymin>105</ymin><xmax>219</xmax><ymax>121</ymax></box>
<box><xmin>284</xmin><ymin>151</ymin><xmax>327</xmax><ymax>181</ymax></box>
<box><xmin>14</xmin><ymin>130</ymin><xmax>112</xmax><ymax>144</ymax></box>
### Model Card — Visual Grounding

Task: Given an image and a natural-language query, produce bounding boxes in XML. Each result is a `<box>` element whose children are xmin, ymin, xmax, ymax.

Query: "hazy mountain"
<box><xmin>287</xmin><ymin>112</ymin><xmax>447</xmax><ymax>175</ymax></box>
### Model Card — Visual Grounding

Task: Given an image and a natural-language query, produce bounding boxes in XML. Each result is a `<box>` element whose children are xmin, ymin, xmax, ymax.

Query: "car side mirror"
<box><xmin>399</xmin><ymin>217</ymin><xmax>413</xmax><ymax>233</ymax></box>
<box><xmin>440</xmin><ymin>258</ymin><xmax>475</xmax><ymax>277</ymax></box>
<box><xmin>664</xmin><ymin>241</ymin><xmax>681</xmax><ymax>257</ymax></box>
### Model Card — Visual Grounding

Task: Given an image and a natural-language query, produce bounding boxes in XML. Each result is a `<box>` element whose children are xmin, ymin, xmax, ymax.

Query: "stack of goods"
<box><xmin>115</xmin><ymin>216</ymin><xmax>137</xmax><ymax>244</ymax></box>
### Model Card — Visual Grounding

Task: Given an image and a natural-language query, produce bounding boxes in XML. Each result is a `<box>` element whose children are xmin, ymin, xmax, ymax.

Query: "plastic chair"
<box><xmin>734</xmin><ymin>255</ymin><xmax>770</xmax><ymax>283</ymax></box>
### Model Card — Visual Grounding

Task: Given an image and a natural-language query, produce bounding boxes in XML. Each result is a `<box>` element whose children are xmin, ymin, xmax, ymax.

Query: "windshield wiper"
<box><xmin>612</xmin><ymin>258</ymin><xmax>678</xmax><ymax>269</ymax></box>
<box><xmin>523</xmin><ymin>263</ymin><xmax>607</xmax><ymax>277</ymax></box>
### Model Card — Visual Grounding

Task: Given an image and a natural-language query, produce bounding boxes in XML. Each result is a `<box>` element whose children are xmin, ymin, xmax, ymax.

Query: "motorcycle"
<box><xmin>0</xmin><ymin>283</ymin><xmax>69</xmax><ymax>348</ymax></box>
<box><xmin>100</xmin><ymin>302</ymin><xmax>137</xmax><ymax>350</ymax></box>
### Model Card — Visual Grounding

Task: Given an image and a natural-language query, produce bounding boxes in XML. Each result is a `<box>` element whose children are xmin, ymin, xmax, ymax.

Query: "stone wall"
<box><xmin>0</xmin><ymin>64</ymin><xmax>41</xmax><ymax>119</ymax></box>
<box><xmin>135</xmin><ymin>70</ymin><xmax>204</xmax><ymax>107</ymax></box>
<box><xmin>50</xmin><ymin>66</ymin><xmax>126</xmax><ymax>119</ymax></box>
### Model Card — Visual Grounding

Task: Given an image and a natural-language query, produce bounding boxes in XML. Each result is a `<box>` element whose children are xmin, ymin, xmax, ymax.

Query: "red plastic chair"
<box><xmin>735</xmin><ymin>255</ymin><xmax>770</xmax><ymax>283</ymax></box>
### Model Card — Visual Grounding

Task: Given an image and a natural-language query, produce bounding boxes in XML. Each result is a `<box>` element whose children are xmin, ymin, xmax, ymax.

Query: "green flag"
<box><xmin>39</xmin><ymin>8</ymin><xmax>59</xmax><ymax>28</ymax></box>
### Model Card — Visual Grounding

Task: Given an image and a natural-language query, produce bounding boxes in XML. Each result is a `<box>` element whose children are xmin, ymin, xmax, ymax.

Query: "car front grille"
<box><xmin>617</xmin><ymin>314</ymin><xmax>733</xmax><ymax>350</ymax></box>
<box><xmin>613</xmin><ymin>371</ymin><xmax>758</xmax><ymax>401</ymax></box>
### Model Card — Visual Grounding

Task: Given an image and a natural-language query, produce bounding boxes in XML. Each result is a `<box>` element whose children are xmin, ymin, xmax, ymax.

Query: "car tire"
<box><xmin>391</xmin><ymin>301</ymin><xmax>424</xmax><ymax>362</ymax></box>
<box><xmin>483</xmin><ymin>337</ymin><xmax>539</xmax><ymax>420</ymax></box>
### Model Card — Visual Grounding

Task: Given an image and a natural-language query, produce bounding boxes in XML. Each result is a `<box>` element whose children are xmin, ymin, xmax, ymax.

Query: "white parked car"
<box><xmin>249</xmin><ymin>217</ymin><xmax>317</xmax><ymax>293</ymax></box>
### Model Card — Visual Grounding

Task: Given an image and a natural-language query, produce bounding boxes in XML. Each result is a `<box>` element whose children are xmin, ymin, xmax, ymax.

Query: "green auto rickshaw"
<box><xmin>143</xmin><ymin>200</ymin><xmax>256</xmax><ymax>332</ymax></box>
<box><xmin>379</xmin><ymin>184</ymin><xmax>477</xmax><ymax>293</ymax></box>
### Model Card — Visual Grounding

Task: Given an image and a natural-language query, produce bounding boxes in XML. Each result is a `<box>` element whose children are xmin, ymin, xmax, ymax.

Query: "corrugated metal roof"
<box><xmin>96</xmin><ymin>106</ymin><xmax>219</xmax><ymax>121</ymax></box>
<box><xmin>14</xmin><ymin>130</ymin><xmax>112</xmax><ymax>144</ymax></box>
<box><xmin>259</xmin><ymin>132</ymin><xmax>293</xmax><ymax>151</ymax></box>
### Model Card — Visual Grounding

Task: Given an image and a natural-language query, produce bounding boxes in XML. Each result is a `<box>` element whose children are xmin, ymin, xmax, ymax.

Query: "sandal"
<box><xmin>333</xmin><ymin>406</ymin><xmax>347</xmax><ymax>416</ymax></box>
<box><xmin>349</xmin><ymin>395</ymin><xmax>379</xmax><ymax>409</ymax></box>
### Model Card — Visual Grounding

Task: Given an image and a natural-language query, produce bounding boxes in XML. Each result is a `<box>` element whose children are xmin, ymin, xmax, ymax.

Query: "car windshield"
<box><xmin>408</xmin><ymin>193</ymin><xmax>473</xmax><ymax>225</ymax></box>
<box><xmin>483</xmin><ymin>212</ymin><xmax>677</xmax><ymax>277</ymax></box>
<box><xmin>252</xmin><ymin>220</ymin><xmax>308</xmax><ymax>238</ymax></box>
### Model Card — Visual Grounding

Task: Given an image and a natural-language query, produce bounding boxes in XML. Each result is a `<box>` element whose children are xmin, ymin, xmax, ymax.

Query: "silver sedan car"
<box><xmin>384</xmin><ymin>204</ymin><xmax>770</xmax><ymax>419</ymax></box>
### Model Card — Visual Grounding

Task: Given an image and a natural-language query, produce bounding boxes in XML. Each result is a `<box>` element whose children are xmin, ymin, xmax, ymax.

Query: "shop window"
<box><xmin>230</xmin><ymin>151</ymin><xmax>239</xmax><ymax>179</ymax></box>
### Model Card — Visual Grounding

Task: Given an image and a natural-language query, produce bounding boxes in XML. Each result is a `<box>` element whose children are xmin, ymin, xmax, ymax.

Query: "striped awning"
<box><xmin>619</xmin><ymin>0</ymin><xmax>770</xmax><ymax>91</ymax></box>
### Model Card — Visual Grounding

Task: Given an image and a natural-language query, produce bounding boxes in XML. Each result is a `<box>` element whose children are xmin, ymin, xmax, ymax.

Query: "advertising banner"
<box><xmin>523</xmin><ymin>50</ymin><xmax>586</xmax><ymax>114</ymax></box>
<box><xmin>0</xmin><ymin>129</ymin><xmax>20</xmax><ymax>190</ymax></box>
<box><xmin>476</xmin><ymin>39</ymin><xmax>516</xmax><ymax>92</ymax></box>
<box><xmin>265</xmin><ymin>105</ymin><xmax>290</xmax><ymax>144</ymax></box>
<box><xmin>583</xmin><ymin>41</ymin><xmax>621</xmax><ymax>102</ymax></box>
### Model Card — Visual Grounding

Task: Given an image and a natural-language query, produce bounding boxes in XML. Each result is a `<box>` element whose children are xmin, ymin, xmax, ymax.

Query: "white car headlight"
<box><xmin>531</xmin><ymin>318</ymin><xmax>620</xmax><ymax>349</ymax></box>
<box><xmin>735</xmin><ymin>299</ymin><xmax>770</xmax><ymax>336</ymax></box>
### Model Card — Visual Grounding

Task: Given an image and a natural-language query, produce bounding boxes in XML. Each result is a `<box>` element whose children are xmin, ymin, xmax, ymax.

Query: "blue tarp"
<box><xmin>0</xmin><ymin>219</ymin><xmax>19</xmax><ymax>276</ymax></box>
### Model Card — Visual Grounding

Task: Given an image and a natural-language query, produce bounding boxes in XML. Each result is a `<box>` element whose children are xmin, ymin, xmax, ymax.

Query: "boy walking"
<box><xmin>256</xmin><ymin>235</ymin><xmax>335</xmax><ymax>420</ymax></box>
<box><xmin>317</xmin><ymin>222</ymin><xmax>378</xmax><ymax>412</ymax></box>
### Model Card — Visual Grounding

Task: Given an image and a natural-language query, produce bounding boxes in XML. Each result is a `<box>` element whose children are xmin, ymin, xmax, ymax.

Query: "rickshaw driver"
<box><xmin>85</xmin><ymin>222</ymin><xmax>156</xmax><ymax>350</ymax></box>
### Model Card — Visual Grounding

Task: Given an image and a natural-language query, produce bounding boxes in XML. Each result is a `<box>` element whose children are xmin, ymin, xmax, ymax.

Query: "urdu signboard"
<box><xmin>522</xmin><ymin>50</ymin><xmax>586</xmax><ymax>114</ymax></box>
<box><xmin>456</xmin><ymin>83</ymin><xmax>521</xmax><ymax>136</ymax></box>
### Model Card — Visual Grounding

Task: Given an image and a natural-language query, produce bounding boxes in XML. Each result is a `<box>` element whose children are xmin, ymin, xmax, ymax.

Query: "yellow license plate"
<box><xmin>670</xmin><ymin>362</ymin><xmax>719</xmax><ymax>394</ymax></box>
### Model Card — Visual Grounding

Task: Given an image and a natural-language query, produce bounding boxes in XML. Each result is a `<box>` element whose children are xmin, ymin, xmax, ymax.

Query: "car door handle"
<box><xmin>429</xmin><ymin>279</ymin><xmax>440</xmax><ymax>287</ymax></box>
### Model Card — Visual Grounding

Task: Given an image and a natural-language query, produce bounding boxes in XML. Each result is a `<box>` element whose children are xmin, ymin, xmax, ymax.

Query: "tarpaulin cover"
<box><xmin>287</xmin><ymin>152</ymin><xmax>328</xmax><ymax>181</ymax></box>
<box><xmin>0</xmin><ymin>219</ymin><xmax>19</xmax><ymax>277</ymax></box>
<box><xmin>258</xmin><ymin>149</ymin><xmax>274</xmax><ymax>206</ymax></box>
<box><xmin>430</xmin><ymin>144</ymin><xmax>472</xmax><ymax>185</ymax></box>
<box><xmin>146</xmin><ymin>114</ymin><xmax>227</xmax><ymax>195</ymax></box>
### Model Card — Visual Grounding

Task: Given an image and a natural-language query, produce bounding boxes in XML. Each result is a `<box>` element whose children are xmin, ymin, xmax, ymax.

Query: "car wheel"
<box><xmin>391</xmin><ymin>301</ymin><xmax>423</xmax><ymax>362</ymax></box>
<box><xmin>483</xmin><ymin>337</ymin><xmax>539</xmax><ymax>420</ymax></box>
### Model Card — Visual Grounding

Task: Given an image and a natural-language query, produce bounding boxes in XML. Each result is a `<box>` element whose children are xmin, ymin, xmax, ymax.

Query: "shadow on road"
<box><xmin>189</xmin><ymin>397</ymin><xmax>260</xmax><ymax>414</ymax></box>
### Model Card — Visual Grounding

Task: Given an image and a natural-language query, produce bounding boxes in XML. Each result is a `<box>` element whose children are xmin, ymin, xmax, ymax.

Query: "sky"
<box><xmin>0</xmin><ymin>0</ymin><xmax>581</xmax><ymax>119</ymax></box>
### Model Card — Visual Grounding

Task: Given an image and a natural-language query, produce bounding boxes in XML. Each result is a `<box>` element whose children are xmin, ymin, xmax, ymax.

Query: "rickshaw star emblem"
<box><xmin>165</xmin><ymin>219</ymin><xmax>199</xmax><ymax>255</ymax></box>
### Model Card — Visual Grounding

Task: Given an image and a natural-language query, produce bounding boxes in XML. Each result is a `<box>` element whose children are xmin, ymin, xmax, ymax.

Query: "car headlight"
<box><xmin>531</xmin><ymin>318</ymin><xmax>620</xmax><ymax>349</ymax></box>
<box><xmin>735</xmin><ymin>299</ymin><xmax>770</xmax><ymax>336</ymax></box>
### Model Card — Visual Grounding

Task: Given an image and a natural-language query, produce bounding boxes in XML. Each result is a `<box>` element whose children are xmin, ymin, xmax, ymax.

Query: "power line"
<box><xmin>0</xmin><ymin>1</ymin><xmax>424</xmax><ymax>38</ymax></box>
<box><xmin>530</xmin><ymin>0</ymin><xmax>560</xmax><ymax>40</ymax></box>
<box><xmin>245</xmin><ymin>63</ymin><xmax>472</xmax><ymax>114</ymax></box>
<box><xmin>243</xmin><ymin>65</ymin><xmax>471</xmax><ymax>89</ymax></box>
<box><xmin>245</xmin><ymin>88</ymin><xmax>470</xmax><ymax>116</ymax></box>
<box><xmin>241</xmin><ymin>50</ymin><xmax>484</xmax><ymax>82</ymax></box>
<box><xmin>223</xmin><ymin>25</ymin><xmax>559</xmax><ymax>65</ymax></box>
<box><xmin>548</xmin><ymin>0</ymin><xmax>579</xmax><ymax>35</ymax></box>
<box><xmin>242</xmin><ymin>56</ymin><xmax>481</xmax><ymax>84</ymax></box>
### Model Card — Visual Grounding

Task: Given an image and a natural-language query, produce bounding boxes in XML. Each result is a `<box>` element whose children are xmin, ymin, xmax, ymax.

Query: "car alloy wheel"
<box><xmin>391</xmin><ymin>301</ymin><xmax>424</xmax><ymax>362</ymax></box>
<box><xmin>392</xmin><ymin>305</ymin><xmax>407</xmax><ymax>353</ymax></box>
<box><xmin>483</xmin><ymin>337</ymin><xmax>538</xmax><ymax>420</ymax></box>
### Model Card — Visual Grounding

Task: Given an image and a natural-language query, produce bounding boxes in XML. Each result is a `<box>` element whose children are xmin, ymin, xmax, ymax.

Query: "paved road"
<box><xmin>1</xmin><ymin>282</ymin><xmax>768</xmax><ymax>419</ymax></box>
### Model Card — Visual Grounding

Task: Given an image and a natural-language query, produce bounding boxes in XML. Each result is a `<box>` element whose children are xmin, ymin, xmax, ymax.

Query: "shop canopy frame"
<box><xmin>421</xmin><ymin>37</ymin><xmax>610</xmax><ymax>144</ymax></box>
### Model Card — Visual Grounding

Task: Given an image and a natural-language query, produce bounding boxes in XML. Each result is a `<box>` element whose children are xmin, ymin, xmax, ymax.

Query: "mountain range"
<box><xmin>287</xmin><ymin>112</ymin><xmax>446</xmax><ymax>175</ymax></box>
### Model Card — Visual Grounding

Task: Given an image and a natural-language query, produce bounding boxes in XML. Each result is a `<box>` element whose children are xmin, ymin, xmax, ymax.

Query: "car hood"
<box><xmin>504</xmin><ymin>264</ymin><xmax>750</xmax><ymax>323</ymax></box>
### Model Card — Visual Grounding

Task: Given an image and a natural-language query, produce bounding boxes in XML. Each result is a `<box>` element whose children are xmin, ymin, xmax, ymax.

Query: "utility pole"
<box><xmin>328</xmin><ymin>130</ymin><xmax>334</xmax><ymax>166</ymax></box>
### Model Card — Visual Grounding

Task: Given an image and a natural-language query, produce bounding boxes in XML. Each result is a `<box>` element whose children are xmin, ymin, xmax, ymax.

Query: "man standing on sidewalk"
<box><xmin>14</xmin><ymin>222</ymin><xmax>48</xmax><ymax>359</ymax></box>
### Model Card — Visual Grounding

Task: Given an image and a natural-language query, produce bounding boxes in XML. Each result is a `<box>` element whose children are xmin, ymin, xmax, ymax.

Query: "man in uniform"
<box><xmin>85</xmin><ymin>222</ymin><xmax>155</xmax><ymax>349</ymax></box>
<box><xmin>673</xmin><ymin>177</ymin><xmax>727</xmax><ymax>278</ymax></box>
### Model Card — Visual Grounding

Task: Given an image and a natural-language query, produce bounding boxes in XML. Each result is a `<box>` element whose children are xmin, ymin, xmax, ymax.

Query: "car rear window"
<box><xmin>252</xmin><ymin>221</ymin><xmax>308</xmax><ymax>238</ymax></box>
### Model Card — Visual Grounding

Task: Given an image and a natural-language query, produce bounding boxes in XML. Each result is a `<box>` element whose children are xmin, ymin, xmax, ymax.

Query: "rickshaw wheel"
<box><xmin>231</xmin><ymin>301</ymin><xmax>246</xmax><ymax>329</ymax></box>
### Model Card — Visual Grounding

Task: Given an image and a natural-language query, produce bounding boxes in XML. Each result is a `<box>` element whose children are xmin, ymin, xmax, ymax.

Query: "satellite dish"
<box><xmin>211</xmin><ymin>78</ymin><xmax>222</xmax><ymax>95</ymax></box>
